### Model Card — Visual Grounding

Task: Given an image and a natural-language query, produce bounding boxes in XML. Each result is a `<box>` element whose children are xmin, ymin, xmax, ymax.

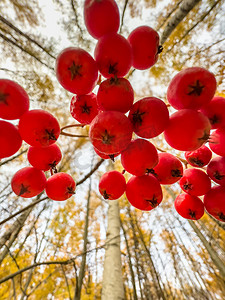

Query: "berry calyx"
<box><xmin>0</xmin><ymin>120</ymin><xmax>22</xmax><ymax>159</ymax></box>
<box><xmin>174</xmin><ymin>193</ymin><xmax>204</xmax><ymax>220</ymax></box>
<box><xmin>185</xmin><ymin>145</ymin><xmax>212</xmax><ymax>168</ymax></box>
<box><xmin>89</xmin><ymin>111</ymin><xmax>133</xmax><ymax>155</ymax></box>
<box><xmin>167</xmin><ymin>67</ymin><xmax>217</xmax><ymax>110</ymax></box>
<box><xmin>126</xmin><ymin>174</ymin><xmax>163</xmax><ymax>211</ymax></box>
<box><xmin>99</xmin><ymin>170</ymin><xmax>126</xmax><ymax>200</ymax></box>
<box><xmin>121</xmin><ymin>139</ymin><xmax>158</xmax><ymax>176</ymax></box>
<box><xmin>18</xmin><ymin>109</ymin><xmax>60</xmax><ymax>147</ymax></box>
<box><xmin>11</xmin><ymin>167</ymin><xmax>47</xmax><ymax>198</ymax></box>
<box><xmin>45</xmin><ymin>172</ymin><xmax>76</xmax><ymax>201</ymax></box>
<box><xmin>0</xmin><ymin>79</ymin><xmax>29</xmax><ymax>120</ymax></box>
<box><xmin>204</xmin><ymin>186</ymin><xmax>225</xmax><ymax>222</ymax></box>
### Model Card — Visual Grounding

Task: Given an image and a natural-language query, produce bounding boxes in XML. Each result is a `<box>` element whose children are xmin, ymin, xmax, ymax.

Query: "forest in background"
<box><xmin>0</xmin><ymin>0</ymin><xmax>225</xmax><ymax>299</ymax></box>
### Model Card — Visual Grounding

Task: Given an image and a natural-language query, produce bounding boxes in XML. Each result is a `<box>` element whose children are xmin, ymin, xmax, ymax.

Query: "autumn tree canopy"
<box><xmin>0</xmin><ymin>0</ymin><xmax>225</xmax><ymax>299</ymax></box>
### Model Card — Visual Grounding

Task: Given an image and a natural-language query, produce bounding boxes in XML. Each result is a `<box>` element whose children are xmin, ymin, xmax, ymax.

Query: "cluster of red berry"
<box><xmin>1</xmin><ymin>0</ymin><xmax>225</xmax><ymax>223</ymax></box>
<box><xmin>61</xmin><ymin>0</ymin><xmax>223</xmax><ymax>223</ymax></box>
<box><xmin>0</xmin><ymin>80</ymin><xmax>76</xmax><ymax>201</ymax></box>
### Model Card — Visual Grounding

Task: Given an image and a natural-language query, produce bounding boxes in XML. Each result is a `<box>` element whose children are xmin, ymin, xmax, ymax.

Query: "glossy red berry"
<box><xmin>89</xmin><ymin>111</ymin><xmax>133</xmax><ymax>155</ymax></box>
<box><xmin>27</xmin><ymin>144</ymin><xmax>62</xmax><ymax>171</ymax></box>
<box><xmin>174</xmin><ymin>193</ymin><xmax>204</xmax><ymax>220</ymax></box>
<box><xmin>0</xmin><ymin>120</ymin><xmax>22</xmax><ymax>159</ymax></box>
<box><xmin>45</xmin><ymin>172</ymin><xmax>76</xmax><ymax>201</ymax></box>
<box><xmin>94</xmin><ymin>33</ymin><xmax>133</xmax><ymax>78</ymax></box>
<box><xmin>207</xmin><ymin>156</ymin><xmax>225</xmax><ymax>186</ymax></box>
<box><xmin>55</xmin><ymin>47</ymin><xmax>98</xmax><ymax>95</ymax></box>
<box><xmin>11</xmin><ymin>167</ymin><xmax>46</xmax><ymax>198</ymax></box>
<box><xmin>0</xmin><ymin>79</ymin><xmax>29</xmax><ymax>120</ymax></box>
<box><xmin>99</xmin><ymin>170</ymin><xmax>126</xmax><ymax>200</ymax></box>
<box><xmin>97</xmin><ymin>77</ymin><xmax>134</xmax><ymax>113</ymax></box>
<box><xmin>204</xmin><ymin>186</ymin><xmax>225</xmax><ymax>222</ymax></box>
<box><xmin>121</xmin><ymin>139</ymin><xmax>158</xmax><ymax>176</ymax></box>
<box><xmin>200</xmin><ymin>96</ymin><xmax>225</xmax><ymax>129</ymax></box>
<box><xmin>209</xmin><ymin>128</ymin><xmax>225</xmax><ymax>156</ymax></box>
<box><xmin>185</xmin><ymin>145</ymin><xmax>212</xmax><ymax>168</ymax></box>
<box><xmin>151</xmin><ymin>153</ymin><xmax>183</xmax><ymax>185</ymax></box>
<box><xmin>167</xmin><ymin>67</ymin><xmax>217</xmax><ymax>110</ymax></box>
<box><xmin>128</xmin><ymin>26</ymin><xmax>161</xmax><ymax>70</ymax></box>
<box><xmin>179</xmin><ymin>168</ymin><xmax>211</xmax><ymax>196</ymax></box>
<box><xmin>164</xmin><ymin>109</ymin><xmax>211</xmax><ymax>151</ymax></box>
<box><xmin>128</xmin><ymin>97</ymin><xmax>169</xmax><ymax>138</ymax></box>
<box><xmin>18</xmin><ymin>109</ymin><xmax>60</xmax><ymax>147</ymax></box>
<box><xmin>70</xmin><ymin>93</ymin><xmax>99</xmax><ymax>124</ymax></box>
<box><xmin>84</xmin><ymin>0</ymin><xmax>120</xmax><ymax>39</ymax></box>
<box><xmin>126</xmin><ymin>174</ymin><xmax>163</xmax><ymax>211</ymax></box>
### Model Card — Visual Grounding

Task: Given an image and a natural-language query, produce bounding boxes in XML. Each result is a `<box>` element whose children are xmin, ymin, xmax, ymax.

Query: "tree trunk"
<box><xmin>188</xmin><ymin>220</ymin><xmax>225</xmax><ymax>280</ymax></box>
<box><xmin>74</xmin><ymin>180</ymin><xmax>91</xmax><ymax>300</ymax></box>
<box><xmin>160</xmin><ymin>0</ymin><xmax>201</xmax><ymax>44</ymax></box>
<box><xmin>0</xmin><ymin>207</ymin><xmax>32</xmax><ymax>264</ymax></box>
<box><xmin>120</xmin><ymin>219</ymin><xmax>138</xmax><ymax>300</ymax></box>
<box><xmin>101</xmin><ymin>200</ymin><xmax>125</xmax><ymax>300</ymax></box>
<box><xmin>135</xmin><ymin>216</ymin><xmax>166</xmax><ymax>300</ymax></box>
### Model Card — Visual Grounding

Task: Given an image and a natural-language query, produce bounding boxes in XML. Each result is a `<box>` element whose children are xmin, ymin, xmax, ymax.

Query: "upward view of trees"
<box><xmin>0</xmin><ymin>0</ymin><xmax>225</xmax><ymax>299</ymax></box>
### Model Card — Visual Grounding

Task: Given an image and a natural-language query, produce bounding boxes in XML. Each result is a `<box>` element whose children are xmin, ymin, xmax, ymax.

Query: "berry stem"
<box><xmin>60</xmin><ymin>123</ymin><xmax>89</xmax><ymax>138</ymax></box>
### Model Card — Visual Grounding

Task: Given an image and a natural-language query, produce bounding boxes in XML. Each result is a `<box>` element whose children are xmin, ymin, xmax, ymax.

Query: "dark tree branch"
<box><xmin>0</xmin><ymin>15</ymin><xmax>56</xmax><ymax>59</ymax></box>
<box><xmin>71</xmin><ymin>0</ymin><xmax>84</xmax><ymax>36</ymax></box>
<box><xmin>0</xmin><ymin>149</ymin><xmax>28</xmax><ymax>167</ymax></box>
<box><xmin>0</xmin><ymin>234</ymin><xmax>122</xmax><ymax>285</ymax></box>
<box><xmin>76</xmin><ymin>159</ymin><xmax>105</xmax><ymax>186</ymax></box>
<box><xmin>0</xmin><ymin>159</ymin><xmax>104</xmax><ymax>227</ymax></box>
<box><xmin>119</xmin><ymin>0</ymin><xmax>129</xmax><ymax>34</ymax></box>
<box><xmin>0</xmin><ymin>33</ymin><xmax>54</xmax><ymax>70</ymax></box>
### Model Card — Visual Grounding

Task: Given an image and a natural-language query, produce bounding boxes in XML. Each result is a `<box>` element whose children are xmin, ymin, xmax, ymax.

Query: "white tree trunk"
<box><xmin>160</xmin><ymin>0</ymin><xmax>200</xmax><ymax>44</ymax></box>
<box><xmin>101</xmin><ymin>200</ymin><xmax>125</xmax><ymax>300</ymax></box>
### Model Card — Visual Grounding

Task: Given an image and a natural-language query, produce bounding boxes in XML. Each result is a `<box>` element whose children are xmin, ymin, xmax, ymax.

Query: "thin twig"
<box><xmin>0</xmin><ymin>197</ymin><xmax>47</xmax><ymax>226</ymax></box>
<box><xmin>60</xmin><ymin>123</ymin><xmax>88</xmax><ymax>138</ymax></box>
<box><xmin>0</xmin><ymin>234</ymin><xmax>122</xmax><ymax>284</ymax></box>
<box><xmin>119</xmin><ymin>0</ymin><xmax>129</xmax><ymax>34</ymax></box>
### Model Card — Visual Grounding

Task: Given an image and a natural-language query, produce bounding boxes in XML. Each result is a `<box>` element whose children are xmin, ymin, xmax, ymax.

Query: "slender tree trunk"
<box><xmin>160</xmin><ymin>0</ymin><xmax>201</xmax><ymax>44</ymax></box>
<box><xmin>127</xmin><ymin>207</ymin><xmax>144</xmax><ymax>300</ymax></box>
<box><xmin>135</xmin><ymin>216</ymin><xmax>166</xmax><ymax>300</ymax></box>
<box><xmin>74</xmin><ymin>179</ymin><xmax>92</xmax><ymax>300</ymax></box>
<box><xmin>0</xmin><ymin>207</ymin><xmax>32</xmax><ymax>264</ymax></box>
<box><xmin>188</xmin><ymin>220</ymin><xmax>225</xmax><ymax>280</ymax></box>
<box><xmin>120</xmin><ymin>219</ymin><xmax>138</xmax><ymax>300</ymax></box>
<box><xmin>101</xmin><ymin>200</ymin><xmax>125</xmax><ymax>300</ymax></box>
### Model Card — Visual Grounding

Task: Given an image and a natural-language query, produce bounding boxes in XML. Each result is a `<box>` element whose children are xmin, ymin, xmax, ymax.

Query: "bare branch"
<box><xmin>76</xmin><ymin>159</ymin><xmax>105</xmax><ymax>186</ymax></box>
<box><xmin>0</xmin><ymin>149</ymin><xmax>28</xmax><ymax>167</ymax></box>
<box><xmin>0</xmin><ymin>33</ymin><xmax>54</xmax><ymax>70</ymax></box>
<box><xmin>119</xmin><ymin>0</ymin><xmax>129</xmax><ymax>34</ymax></box>
<box><xmin>0</xmin><ymin>234</ymin><xmax>121</xmax><ymax>285</ymax></box>
<box><xmin>0</xmin><ymin>197</ymin><xmax>47</xmax><ymax>227</ymax></box>
<box><xmin>0</xmin><ymin>15</ymin><xmax>56</xmax><ymax>59</ymax></box>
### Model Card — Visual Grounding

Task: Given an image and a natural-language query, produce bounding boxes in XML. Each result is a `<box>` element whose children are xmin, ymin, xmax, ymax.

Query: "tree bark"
<box><xmin>101</xmin><ymin>200</ymin><xmax>125</xmax><ymax>300</ymax></box>
<box><xmin>135</xmin><ymin>216</ymin><xmax>166</xmax><ymax>300</ymax></box>
<box><xmin>0</xmin><ymin>207</ymin><xmax>32</xmax><ymax>264</ymax></box>
<box><xmin>120</xmin><ymin>219</ymin><xmax>138</xmax><ymax>300</ymax></box>
<box><xmin>74</xmin><ymin>179</ymin><xmax>91</xmax><ymax>300</ymax></box>
<box><xmin>160</xmin><ymin>0</ymin><xmax>201</xmax><ymax>44</ymax></box>
<box><xmin>188</xmin><ymin>220</ymin><xmax>225</xmax><ymax>280</ymax></box>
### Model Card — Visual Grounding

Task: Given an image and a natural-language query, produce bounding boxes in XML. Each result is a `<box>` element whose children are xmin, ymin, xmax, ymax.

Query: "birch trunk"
<box><xmin>101</xmin><ymin>200</ymin><xmax>125</xmax><ymax>300</ymax></box>
<box><xmin>188</xmin><ymin>220</ymin><xmax>225</xmax><ymax>280</ymax></box>
<box><xmin>160</xmin><ymin>0</ymin><xmax>201</xmax><ymax>44</ymax></box>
